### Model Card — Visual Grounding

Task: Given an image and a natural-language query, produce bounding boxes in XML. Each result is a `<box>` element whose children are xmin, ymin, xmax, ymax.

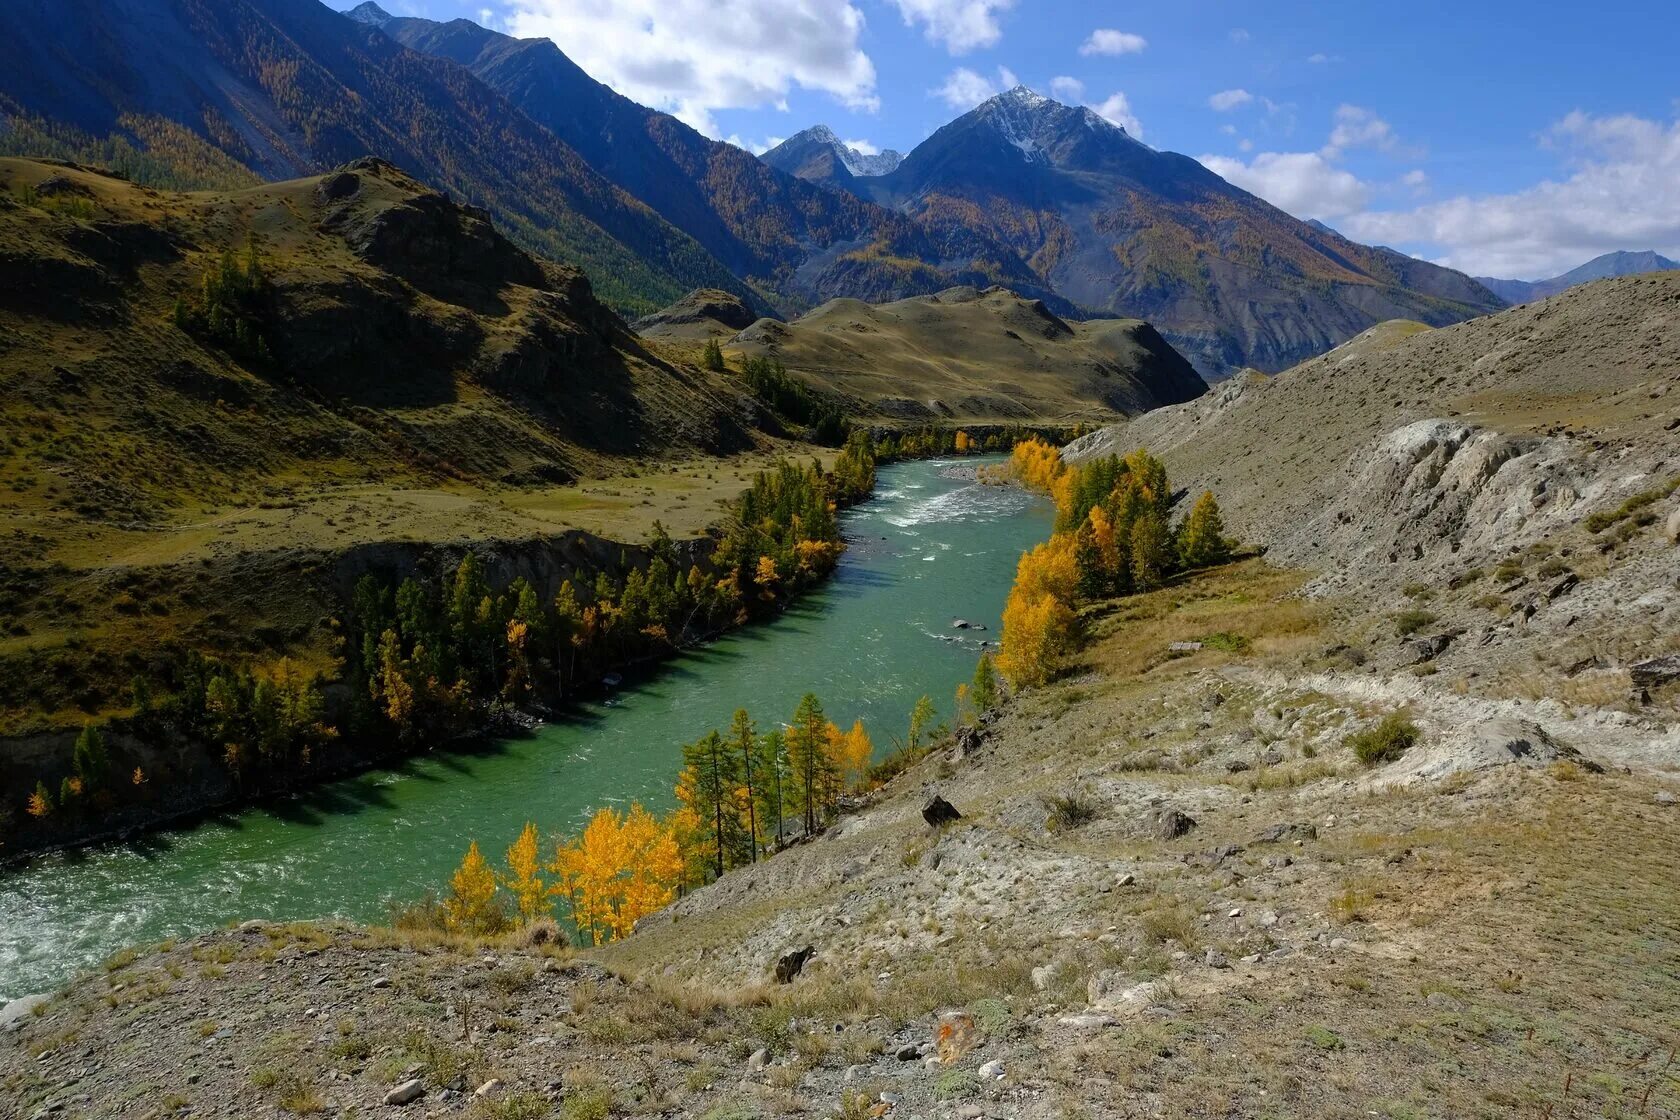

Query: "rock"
<box><xmin>895</xmin><ymin>1043</ymin><xmax>923</xmax><ymax>1061</ymax></box>
<box><xmin>1545</xmin><ymin>572</ymin><xmax>1579</xmax><ymax>600</ymax></box>
<box><xmin>746</xmin><ymin>1048</ymin><xmax>770</xmax><ymax>1072</ymax></box>
<box><xmin>0</xmin><ymin>994</ymin><xmax>48</xmax><ymax>1032</ymax></box>
<box><xmin>923</xmin><ymin>796</ymin><xmax>963</xmax><ymax>827</ymax></box>
<box><xmin>384</xmin><ymin>1079</ymin><xmax>425</xmax><ymax>1106</ymax></box>
<box><xmin>370</xmin><ymin>976</ymin><xmax>391</xmax><ymax>989</ymax></box>
<box><xmin>1204</xmin><ymin>948</ymin><xmax>1231</xmax><ymax>969</ymax></box>
<box><xmin>1149</xmin><ymin>807</ymin><xmax>1197</xmax><ymax>840</ymax></box>
<box><xmin>935</xmin><ymin>1011</ymin><xmax>978</xmax><ymax>1063</ymax></box>
<box><xmin>1116</xmin><ymin>873</ymin><xmax>1136</xmax><ymax>887</ymax></box>
<box><xmin>1241</xmin><ymin>953</ymin><xmax>1263</xmax><ymax>965</ymax></box>
<box><xmin>1655</xmin><ymin>791</ymin><xmax>1677</xmax><ymax>806</ymax></box>
<box><xmin>1409</xmin><ymin>633</ymin><xmax>1454</xmax><ymax>663</ymax></box>
<box><xmin>238</xmin><ymin>919</ymin><xmax>269</xmax><ymax>933</ymax></box>
<box><xmin>1631</xmin><ymin>655</ymin><xmax>1680</xmax><ymax>690</ymax></box>
<box><xmin>953</xmin><ymin>619</ymin><xmax>970</xmax><ymax>629</ymax></box>
<box><xmin>978</xmin><ymin>1059</ymin><xmax>1005</xmax><ymax>1079</ymax></box>
<box><xmin>1031</xmin><ymin>964</ymin><xmax>1058</xmax><ymax>991</ymax></box>
<box><xmin>1225</xmin><ymin>760</ymin><xmax>1251</xmax><ymax>773</ymax></box>
<box><xmin>1258</xmin><ymin>910</ymin><xmax>1280</xmax><ymax>928</ymax></box>
<box><xmin>1261</xmin><ymin>749</ymin><xmax>1285</xmax><ymax>766</ymax></box>
<box><xmin>1329</xmin><ymin>937</ymin><xmax>1350</xmax><ymax>951</ymax></box>
<box><xmin>879</xmin><ymin>1091</ymin><xmax>900</xmax><ymax>1105</ymax></box>
<box><xmin>474</xmin><ymin>1079</ymin><xmax>503</xmax><ymax>1098</ymax></box>
<box><xmin>1088</xmin><ymin>972</ymin><xmax>1160</xmax><ymax>1010</ymax></box>
<box><xmin>1058</xmin><ymin>1013</ymin><xmax>1120</xmax><ymax>1029</ymax></box>
<box><xmin>774</xmin><ymin>946</ymin><xmax>815</xmax><ymax>984</ymax></box>
<box><xmin>952</xmin><ymin>726</ymin><xmax>982</xmax><ymax>759</ymax></box>
<box><xmin>1667</xmin><ymin>507</ymin><xmax>1680</xmax><ymax>545</ymax></box>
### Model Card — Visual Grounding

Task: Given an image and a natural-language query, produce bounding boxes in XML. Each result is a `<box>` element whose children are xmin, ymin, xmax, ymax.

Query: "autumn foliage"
<box><xmin>998</xmin><ymin>442</ymin><xmax>1234</xmax><ymax>687</ymax></box>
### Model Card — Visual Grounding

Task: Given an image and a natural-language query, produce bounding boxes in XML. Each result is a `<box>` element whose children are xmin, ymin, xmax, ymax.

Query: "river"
<box><xmin>0</xmin><ymin>458</ymin><xmax>1051</xmax><ymax>1000</ymax></box>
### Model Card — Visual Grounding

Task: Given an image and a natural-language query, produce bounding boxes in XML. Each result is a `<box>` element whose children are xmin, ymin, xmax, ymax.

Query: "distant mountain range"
<box><xmin>1475</xmin><ymin>250</ymin><xmax>1679</xmax><ymax>304</ymax></box>
<box><xmin>0</xmin><ymin>0</ymin><xmax>1505</xmax><ymax>376</ymax></box>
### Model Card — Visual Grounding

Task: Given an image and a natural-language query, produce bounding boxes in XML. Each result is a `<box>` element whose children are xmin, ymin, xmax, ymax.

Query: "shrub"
<box><xmin>1346</xmin><ymin>713</ymin><xmax>1419</xmax><ymax>766</ymax></box>
<box><xmin>1043</xmin><ymin>790</ymin><xmax>1099</xmax><ymax>832</ymax></box>
<box><xmin>1392</xmin><ymin>609</ymin><xmax>1437</xmax><ymax>637</ymax></box>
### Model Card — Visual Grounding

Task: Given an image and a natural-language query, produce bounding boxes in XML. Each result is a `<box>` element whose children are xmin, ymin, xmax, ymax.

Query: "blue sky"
<box><xmin>343</xmin><ymin>0</ymin><xmax>1680</xmax><ymax>279</ymax></box>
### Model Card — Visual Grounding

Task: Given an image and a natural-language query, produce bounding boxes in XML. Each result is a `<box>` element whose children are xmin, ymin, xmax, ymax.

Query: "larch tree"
<box><xmin>1178</xmin><ymin>490</ymin><xmax>1230</xmax><ymax>569</ymax></box>
<box><xmin>786</xmin><ymin>693</ymin><xmax>834</xmax><ymax>834</ymax></box>
<box><xmin>971</xmin><ymin>652</ymin><xmax>1000</xmax><ymax>714</ymax></box>
<box><xmin>907</xmin><ymin>694</ymin><xmax>937</xmax><ymax>752</ymax></box>
<box><xmin>503</xmin><ymin>821</ymin><xmax>549</xmax><ymax>923</ymax></box>
<box><xmin>728</xmin><ymin>708</ymin><xmax>759</xmax><ymax>863</ymax></box>
<box><xmin>680</xmin><ymin>730</ymin><xmax>742</xmax><ymax>879</ymax></box>
<box><xmin>444</xmin><ymin>841</ymin><xmax>504</xmax><ymax>934</ymax></box>
<box><xmin>754</xmin><ymin>727</ymin><xmax>789</xmax><ymax>849</ymax></box>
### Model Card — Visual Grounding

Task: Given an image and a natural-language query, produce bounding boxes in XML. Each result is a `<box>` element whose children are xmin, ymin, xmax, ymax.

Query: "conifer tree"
<box><xmin>971</xmin><ymin>652</ymin><xmax>1000</xmax><ymax>714</ymax></box>
<box><xmin>444</xmin><ymin>841</ymin><xmax>504</xmax><ymax>934</ymax></box>
<box><xmin>701</xmin><ymin>337</ymin><xmax>725</xmax><ymax>372</ymax></box>
<box><xmin>503</xmin><ymin>822</ymin><xmax>549</xmax><ymax>922</ymax></box>
<box><xmin>728</xmin><ymin>708</ymin><xmax>759</xmax><ymax>863</ymax></box>
<box><xmin>680</xmin><ymin>730</ymin><xmax>742</xmax><ymax>879</ymax></box>
<box><xmin>754</xmin><ymin>728</ymin><xmax>790</xmax><ymax>849</ymax></box>
<box><xmin>786</xmin><ymin>693</ymin><xmax>834</xmax><ymax>834</ymax></box>
<box><xmin>1178</xmin><ymin>490</ymin><xmax>1230</xmax><ymax>569</ymax></box>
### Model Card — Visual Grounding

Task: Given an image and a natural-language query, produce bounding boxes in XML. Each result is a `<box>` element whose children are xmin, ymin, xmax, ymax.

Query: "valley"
<box><xmin>1</xmin><ymin>3</ymin><xmax>1678</xmax><ymax>1119</ymax></box>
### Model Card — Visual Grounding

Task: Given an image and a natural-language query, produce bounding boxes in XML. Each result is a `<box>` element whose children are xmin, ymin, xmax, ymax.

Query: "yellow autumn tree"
<box><xmin>755</xmin><ymin>555</ymin><xmax>780</xmax><ymax>600</ymax></box>
<box><xmin>827</xmin><ymin>719</ymin><xmax>873</xmax><ymax>792</ymax></box>
<box><xmin>998</xmin><ymin>588</ymin><xmax>1077</xmax><ymax>688</ymax></box>
<box><xmin>444</xmin><ymin>841</ymin><xmax>505</xmax><ymax>935</ymax></box>
<box><xmin>614</xmin><ymin>803</ymin><xmax>683</xmax><ymax>939</ymax></box>
<box><xmin>954</xmin><ymin>430</ymin><xmax>973</xmax><ymax>453</ymax></box>
<box><xmin>551</xmin><ymin>803</ymin><xmax>683</xmax><ymax>944</ymax></box>
<box><xmin>502</xmin><ymin>821</ymin><xmax>549</xmax><ymax>923</ymax></box>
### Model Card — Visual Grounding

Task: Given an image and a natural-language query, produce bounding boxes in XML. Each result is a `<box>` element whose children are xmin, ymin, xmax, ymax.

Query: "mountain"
<box><xmin>761</xmin><ymin>126</ymin><xmax>904</xmax><ymax>187</ymax></box>
<box><xmin>0</xmin><ymin>0</ymin><xmax>757</xmax><ymax>317</ymax></box>
<box><xmin>344</xmin><ymin>4</ymin><xmax>1052</xmax><ymax>316</ymax></box>
<box><xmin>830</xmin><ymin>87</ymin><xmax>1504</xmax><ymax>377</ymax></box>
<box><xmin>726</xmin><ymin>286</ymin><xmax>1207</xmax><ymax>424</ymax></box>
<box><xmin>0</xmin><ymin>154</ymin><xmax>759</xmax><ymax>729</ymax></box>
<box><xmin>1475</xmin><ymin>249</ymin><xmax>1679</xmax><ymax>303</ymax></box>
<box><xmin>633</xmin><ymin>288</ymin><xmax>759</xmax><ymax>341</ymax></box>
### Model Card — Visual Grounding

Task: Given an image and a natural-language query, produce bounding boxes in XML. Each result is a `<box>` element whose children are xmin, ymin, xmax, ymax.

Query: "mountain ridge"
<box><xmin>1475</xmin><ymin>248</ymin><xmax>1679</xmax><ymax>303</ymax></box>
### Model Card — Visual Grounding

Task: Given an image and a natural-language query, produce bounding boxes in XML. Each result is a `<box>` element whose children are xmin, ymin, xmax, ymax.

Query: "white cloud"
<box><xmin>1341</xmin><ymin>110</ymin><xmax>1680</xmax><ymax>277</ymax></box>
<box><xmin>1049</xmin><ymin>75</ymin><xmax>1085</xmax><ymax>102</ymax></box>
<box><xmin>1229</xmin><ymin>28</ymin><xmax>1250</xmax><ymax>43</ymax></box>
<box><xmin>1090</xmin><ymin>92</ymin><xmax>1142</xmax><ymax>137</ymax></box>
<box><xmin>888</xmin><ymin>0</ymin><xmax>1013</xmax><ymax>54</ymax></box>
<box><xmin>843</xmin><ymin>137</ymin><xmax>880</xmax><ymax>155</ymax></box>
<box><xmin>933</xmin><ymin>67</ymin><xmax>1000</xmax><ymax>110</ymax></box>
<box><xmin>931</xmin><ymin>65</ymin><xmax>1020</xmax><ymax>110</ymax></box>
<box><xmin>1307</xmin><ymin>52</ymin><xmax>1328</xmax><ymax>64</ymax></box>
<box><xmin>1401</xmin><ymin>168</ymin><xmax>1429</xmax><ymax>194</ymax></box>
<box><xmin>503</xmin><ymin>0</ymin><xmax>878</xmax><ymax>137</ymax></box>
<box><xmin>1239</xmin><ymin>138</ymin><xmax>1253</xmax><ymax>153</ymax></box>
<box><xmin>1322</xmin><ymin>104</ymin><xmax>1397</xmax><ymax>159</ymax></box>
<box><xmin>724</xmin><ymin>134</ymin><xmax>774</xmax><ymax>155</ymax></box>
<box><xmin>1208</xmin><ymin>88</ymin><xmax>1253</xmax><ymax>112</ymax></box>
<box><xmin>1079</xmin><ymin>29</ymin><xmax>1147</xmax><ymax>56</ymax></box>
<box><xmin>1200</xmin><ymin>151</ymin><xmax>1369</xmax><ymax>220</ymax></box>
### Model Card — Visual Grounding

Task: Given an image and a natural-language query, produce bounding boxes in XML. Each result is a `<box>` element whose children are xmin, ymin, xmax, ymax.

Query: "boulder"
<box><xmin>1631</xmin><ymin>655</ymin><xmax>1680</xmax><ymax>690</ymax></box>
<box><xmin>774</xmin><ymin>946</ymin><xmax>815</xmax><ymax>984</ymax></box>
<box><xmin>1254</xmin><ymin>822</ymin><xmax>1317</xmax><ymax>844</ymax></box>
<box><xmin>1666</xmin><ymin>507</ymin><xmax>1680</xmax><ymax>545</ymax></box>
<box><xmin>384</xmin><ymin>1079</ymin><xmax>425</xmax><ymax>1106</ymax></box>
<box><xmin>1149</xmin><ymin>807</ymin><xmax>1197</xmax><ymax>840</ymax></box>
<box><xmin>952</xmin><ymin>725</ymin><xmax>982</xmax><ymax>760</ymax></box>
<box><xmin>0</xmin><ymin>994</ymin><xmax>48</xmax><ymax>1033</ymax></box>
<box><xmin>935</xmin><ymin>1011</ymin><xmax>978</xmax><ymax>1063</ymax></box>
<box><xmin>923</xmin><ymin>796</ymin><xmax>963</xmax><ymax>827</ymax></box>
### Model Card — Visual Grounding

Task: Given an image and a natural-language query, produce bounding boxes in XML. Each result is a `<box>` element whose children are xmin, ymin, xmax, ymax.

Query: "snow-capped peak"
<box><xmin>780</xmin><ymin>125</ymin><xmax>903</xmax><ymax>177</ymax></box>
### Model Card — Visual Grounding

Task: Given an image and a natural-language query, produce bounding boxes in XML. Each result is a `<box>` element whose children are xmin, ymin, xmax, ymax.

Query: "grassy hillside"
<box><xmin>0</xmin><ymin>156</ymin><xmax>770</xmax><ymax>733</ymax></box>
<box><xmin>722</xmin><ymin>286</ymin><xmax>1208</xmax><ymax>426</ymax></box>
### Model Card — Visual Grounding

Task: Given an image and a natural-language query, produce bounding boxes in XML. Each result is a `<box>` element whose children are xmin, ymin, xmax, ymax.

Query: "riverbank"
<box><xmin>0</xmin><ymin>458</ymin><xmax>1054</xmax><ymax>1000</ymax></box>
<box><xmin>9</xmin><ymin>557</ymin><xmax>1675</xmax><ymax>1119</ymax></box>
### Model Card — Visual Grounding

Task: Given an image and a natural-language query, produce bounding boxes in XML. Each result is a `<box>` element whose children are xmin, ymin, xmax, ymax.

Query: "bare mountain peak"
<box><xmin>345</xmin><ymin>1</ymin><xmax>393</xmax><ymax>26</ymax></box>
<box><xmin>766</xmin><ymin>127</ymin><xmax>903</xmax><ymax>179</ymax></box>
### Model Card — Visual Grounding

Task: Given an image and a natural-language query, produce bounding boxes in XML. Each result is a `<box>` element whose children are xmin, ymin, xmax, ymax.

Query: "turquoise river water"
<box><xmin>0</xmin><ymin>457</ymin><xmax>1052</xmax><ymax>1000</ymax></box>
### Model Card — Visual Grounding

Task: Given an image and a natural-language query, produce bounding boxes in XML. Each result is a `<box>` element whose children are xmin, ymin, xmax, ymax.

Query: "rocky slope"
<box><xmin>632</xmin><ymin>288</ymin><xmax>761</xmax><ymax>341</ymax></box>
<box><xmin>761</xmin><ymin>126</ymin><xmax>904</xmax><ymax>187</ymax></box>
<box><xmin>727</xmin><ymin>286</ymin><xmax>1208</xmax><ymax>425</ymax></box>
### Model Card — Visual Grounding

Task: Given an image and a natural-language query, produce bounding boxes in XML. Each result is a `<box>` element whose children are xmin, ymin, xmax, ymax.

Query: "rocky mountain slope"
<box><xmin>727</xmin><ymin>286</ymin><xmax>1208</xmax><ymax>425</ymax></box>
<box><xmin>0</xmin><ymin>0</ymin><xmax>753</xmax><ymax>316</ymax></box>
<box><xmin>819</xmin><ymin>87</ymin><xmax>1504</xmax><ymax>378</ymax></box>
<box><xmin>1476</xmin><ymin>248</ymin><xmax>1679</xmax><ymax>303</ymax></box>
<box><xmin>0</xmin><ymin>154</ymin><xmax>763</xmax><ymax>733</ymax></box>
<box><xmin>343</xmin><ymin>3</ymin><xmax>1060</xmax><ymax>317</ymax></box>
<box><xmin>1066</xmin><ymin>271</ymin><xmax>1680</xmax><ymax>695</ymax></box>
<box><xmin>633</xmin><ymin>288</ymin><xmax>760</xmax><ymax>341</ymax></box>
